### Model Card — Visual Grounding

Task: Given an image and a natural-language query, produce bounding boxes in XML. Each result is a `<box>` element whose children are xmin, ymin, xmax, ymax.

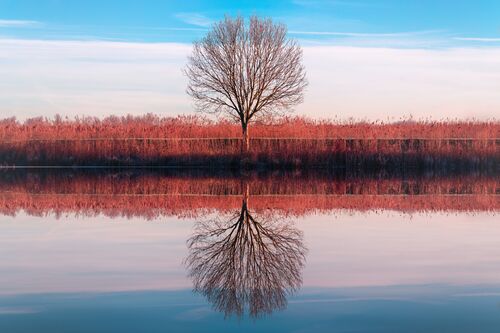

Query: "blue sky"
<box><xmin>1</xmin><ymin>0</ymin><xmax>500</xmax><ymax>46</ymax></box>
<box><xmin>0</xmin><ymin>1</ymin><xmax>499</xmax><ymax>120</ymax></box>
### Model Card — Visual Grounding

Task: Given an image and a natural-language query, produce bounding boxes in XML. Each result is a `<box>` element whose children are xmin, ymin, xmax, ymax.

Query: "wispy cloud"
<box><xmin>142</xmin><ymin>27</ymin><xmax>207</xmax><ymax>32</ymax></box>
<box><xmin>288</xmin><ymin>30</ymin><xmax>438</xmax><ymax>37</ymax></box>
<box><xmin>288</xmin><ymin>29</ymin><xmax>450</xmax><ymax>48</ymax></box>
<box><xmin>454</xmin><ymin>37</ymin><xmax>500</xmax><ymax>42</ymax></box>
<box><xmin>293</xmin><ymin>0</ymin><xmax>382</xmax><ymax>7</ymax></box>
<box><xmin>0</xmin><ymin>19</ymin><xmax>40</xmax><ymax>28</ymax></box>
<box><xmin>174</xmin><ymin>13</ymin><xmax>212</xmax><ymax>28</ymax></box>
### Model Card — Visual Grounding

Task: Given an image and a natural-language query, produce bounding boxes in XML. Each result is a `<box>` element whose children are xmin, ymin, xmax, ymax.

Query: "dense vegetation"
<box><xmin>1</xmin><ymin>115</ymin><xmax>497</xmax><ymax>140</ymax></box>
<box><xmin>0</xmin><ymin>115</ymin><xmax>498</xmax><ymax>168</ymax></box>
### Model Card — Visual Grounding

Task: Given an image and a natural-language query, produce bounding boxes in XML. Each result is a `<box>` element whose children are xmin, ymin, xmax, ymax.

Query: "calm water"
<box><xmin>0</xmin><ymin>170</ymin><xmax>499</xmax><ymax>332</ymax></box>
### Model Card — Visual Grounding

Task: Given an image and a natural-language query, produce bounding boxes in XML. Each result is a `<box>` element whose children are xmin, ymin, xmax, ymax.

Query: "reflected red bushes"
<box><xmin>0</xmin><ymin>170</ymin><xmax>497</xmax><ymax>218</ymax></box>
<box><xmin>0</xmin><ymin>115</ymin><xmax>498</xmax><ymax>167</ymax></box>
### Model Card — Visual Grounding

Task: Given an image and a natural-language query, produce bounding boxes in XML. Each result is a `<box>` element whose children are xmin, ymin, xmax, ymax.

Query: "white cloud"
<box><xmin>291</xmin><ymin>30</ymin><xmax>451</xmax><ymax>49</ymax></box>
<box><xmin>0</xmin><ymin>19</ymin><xmax>40</xmax><ymax>27</ymax></box>
<box><xmin>290</xmin><ymin>31</ymin><xmax>404</xmax><ymax>37</ymax></box>
<box><xmin>454</xmin><ymin>37</ymin><xmax>500</xmax><ymax>42</ymax></box>
<box><xmin>175</xmin><ymin>13</ymin><xmax>212</xmax><ymax>27</ymax></box>
<box><xmin>0</xmin><ymin>38</ymin><xmax>499</xmax><ymax>121</ymax></box>
<box><xmin>0</xmin><ymin>39</ymin><xmax>192</xmax><ymax>119</ymax></box>
<box><xmin>299</xmin><ymin>46</ymin><xmax>500</xmax><ymax>120</ymax></box>
<box><xmin>289</xmin><ymin>30</ymin><xmax>440</xmax><ymax>38</ymax></box>
<box><xmin>293</xmin><ymin>0</ymin><xmax>379</xmax><ymax>7</ymax></box>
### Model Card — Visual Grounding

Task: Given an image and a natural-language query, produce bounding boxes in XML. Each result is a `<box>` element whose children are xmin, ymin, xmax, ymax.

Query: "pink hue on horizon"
<box><xmin>0</xmin><ymin>39</ymin><xmax>499</xmax><ymax>121</ymax></box>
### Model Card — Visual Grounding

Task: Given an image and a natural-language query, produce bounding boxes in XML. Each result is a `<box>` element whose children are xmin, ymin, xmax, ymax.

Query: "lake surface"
<box><xmin>0</xmin><ymin>170</ymin><xmax>498</xmax><ymax>332</ymax></box>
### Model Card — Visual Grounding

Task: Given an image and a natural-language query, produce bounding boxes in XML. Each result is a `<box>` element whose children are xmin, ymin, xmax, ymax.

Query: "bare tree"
<box><xmin>184</xmin><ymin>15</ymin><xmax>307</xmax><ymax>152</ymax></box>
<box><xmin>185</xmin><ymin>187</ymin><xmax>307</xmax><ymax>318</ymax></box>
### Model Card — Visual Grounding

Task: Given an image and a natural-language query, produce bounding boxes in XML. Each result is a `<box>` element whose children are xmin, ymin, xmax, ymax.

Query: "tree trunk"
<box><xmin>241</xmin><ymin>182</ymin><xmax>250</xmax><ymax>224</ymax></box>
<box><xmin>243</xmin><ymin>182</ymin><xmax>249</xmax><ymax>209</ymax></box>
<box><xmin>242</xmin><ymin>125</ymin><xmax>250</xmax><ymax>153</ymax></box>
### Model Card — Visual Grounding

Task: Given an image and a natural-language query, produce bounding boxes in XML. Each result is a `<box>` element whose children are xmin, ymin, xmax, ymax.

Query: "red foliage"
<box><xmin>0</xmin><ymin>115</ymin><xmax>498</xmax><ymax>166</ymax></box>
<box><xmin>0</xmin><ymin>114</ymin><xmax>498</xmax><ymax>140</ymax></box>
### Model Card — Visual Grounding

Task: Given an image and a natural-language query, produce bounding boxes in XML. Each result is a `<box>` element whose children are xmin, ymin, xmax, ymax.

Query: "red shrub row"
<box><xmin>0</xmin><ymin>115</ymin><xmax>497</xmax><ymax>167</ymax></box>
<box><xmin>1</xmin><ymin>114</ymin><xmax>498</xmax><ymax>140</ymax></box>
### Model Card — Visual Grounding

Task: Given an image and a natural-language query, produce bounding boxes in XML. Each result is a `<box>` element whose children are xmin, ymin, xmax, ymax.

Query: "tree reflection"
<box><xmin>185</xmin><ymin>188</ymin><xmax>307</xmax><ymax>318</ymax></box>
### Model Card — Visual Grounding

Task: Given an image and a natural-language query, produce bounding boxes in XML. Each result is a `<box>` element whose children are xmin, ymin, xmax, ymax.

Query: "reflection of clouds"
<box><xmin>174</xmin><ymin>307</ymin><xmax>212</xmax><ymax>321</ymax></box>
<box><xmin>0</xmin><ymin>307</ymin><xmax>39</xmax><ymax>315</ymax></box>
<box><xmin>453</xmin><ymin>292</ymin><xmax>500</xmax><ymax>297</ymax></box>
<box><xmin>304</xmin><ymin>213</ymin><xmax>500</xmax><ymax>288</ymax></box>
<box><xmin>186</xmin><ymin>197</ymin><xmax>307</xmax><ymax>317</ymax></box>
<box><xmin>288</xmin><ymin>297</ymin><xmax>413</xmax><ymax>304</ymax></box>
<box><xmin>0</xmin><ymin>211</ymin><xmax>499</xmax><ymax>296</ymax></box>
<box><xmin>0</xmin><ymin>215</ymin><xmax>192</xmax><ymax>295</ymax></box>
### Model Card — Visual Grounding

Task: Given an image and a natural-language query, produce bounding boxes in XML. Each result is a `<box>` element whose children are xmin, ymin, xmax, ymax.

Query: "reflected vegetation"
<box><xmin>186</xmin><ymin>187</ymin><xmax>306</xmax><ymax>317</ymax></box>
<box><xmin>0</xmin><ymin>168</ymin><xmax>497</xmax><ymax>217</ymax></box>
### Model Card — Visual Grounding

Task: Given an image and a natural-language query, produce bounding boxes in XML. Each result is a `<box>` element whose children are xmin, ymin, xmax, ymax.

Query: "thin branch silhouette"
<box><xmin>185</xmin><ymin>191</ymin><xmax>307</xmax><ymax>318</ymax></box>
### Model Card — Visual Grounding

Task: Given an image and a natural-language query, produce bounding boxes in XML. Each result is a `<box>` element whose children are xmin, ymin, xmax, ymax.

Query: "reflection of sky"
<box><xmin>1</xmin><ymin>286</ymin><xmax>500</xmax><ymax>333</ymax></box>
<box><xmin>303</xmin><ymin>212</ymin><xmax>500</xmax><ymax>288</ymax></box>
<box><xmin>0</xmin><ymin>212</ymin><xmax>499</xmax><ymax>295</ymax></box>
<box><xmin>0</xmin><ymin>213</ymin><xmax>192</xmax><ymax>294</ymax></box>
<box><xmin>1</xmin><ymin>211</ymin><xmax>500</xmax><ymax>332</ymax></box>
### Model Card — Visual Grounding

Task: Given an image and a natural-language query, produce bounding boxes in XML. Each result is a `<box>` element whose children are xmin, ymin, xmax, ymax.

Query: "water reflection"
<box><xmin>186</xmin><ymin>187</ymin><xmax>306</xmax><ymax>317</ymax></box>
<box><xmin>0</xmin><ymin>169</ymin><xmax>497</xmax><ymax>217</ymax></box>
<box><xmin>0</xmin><ymin>169</ymin><xmax>498</xmax><ymax>331</ymax></box>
